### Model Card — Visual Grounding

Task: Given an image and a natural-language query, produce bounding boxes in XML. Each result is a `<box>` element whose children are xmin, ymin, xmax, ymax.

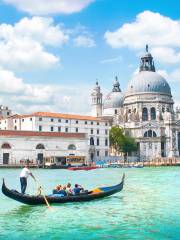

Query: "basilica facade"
<box><xmin>91</xmin><ymin>46</ymin><xmax>180</xmax><ymax>161</ymax></box>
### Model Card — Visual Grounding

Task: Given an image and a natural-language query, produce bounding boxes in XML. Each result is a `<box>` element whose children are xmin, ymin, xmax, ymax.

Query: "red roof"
<box><xmin>12</xmin><ymin>111</ymin><xmax>106</xmax><ymax>122</ymax></box>
<box><xmin>0</xmin><ymin>130</ymin><xmax>86</xmax><ymax>138</ymax></box>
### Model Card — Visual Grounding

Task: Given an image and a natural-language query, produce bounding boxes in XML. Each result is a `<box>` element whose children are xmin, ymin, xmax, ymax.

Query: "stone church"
<box><xmin>91</xmin><ymin>46</ymin><xmax>180</xmax><ymax>161</ymax></box>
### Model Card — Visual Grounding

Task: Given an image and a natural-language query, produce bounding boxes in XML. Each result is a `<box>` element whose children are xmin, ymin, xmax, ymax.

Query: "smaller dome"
<box><xmin>103</xmin><ymin>77</ymin><xmax>124</xmax><ymax>109</ymax></box>
<box><xmin>104</xmin><ymin>91</ymin><xmax>124</xmax><ymax>109</ymax></box>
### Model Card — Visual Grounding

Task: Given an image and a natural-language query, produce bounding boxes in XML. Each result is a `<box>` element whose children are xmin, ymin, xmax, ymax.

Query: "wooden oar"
<box><xmin>34</xmin><ymin>178</ymin><xmax>53</xmax><ymax>210</ymax></box>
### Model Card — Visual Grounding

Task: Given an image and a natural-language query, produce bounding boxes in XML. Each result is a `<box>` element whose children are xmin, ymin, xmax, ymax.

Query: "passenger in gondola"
<box><xmin>66</xmin><ymin>183</ymin><xmax>72</xmax><ymax>195</ymax></box>
<box><xmin>73</xmin><ymin>184</ymin><xmax>84</xmax><ymax>195</ymax></box>
<box><xmin>53</xmin><ymin>185</ymin><xmax>62</xmax><ymax>194</ymax></box>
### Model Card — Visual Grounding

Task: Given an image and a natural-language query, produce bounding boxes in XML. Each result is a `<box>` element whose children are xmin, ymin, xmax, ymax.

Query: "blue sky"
<box><xmin>0</xmin><ymin>0</ymin><xmax>180</xmax><ymax>114</ymax></box>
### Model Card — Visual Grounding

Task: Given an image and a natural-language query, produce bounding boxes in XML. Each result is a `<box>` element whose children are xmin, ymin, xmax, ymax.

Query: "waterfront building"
<box><xmin>0</xmin><ymin>112</ymin><xmax>109</xmax><ymax>164</ymax></box>
<box><xmin>91</xmin><ymin>45</ymin><xmax>180</xmax><ymax>161</ymax></box>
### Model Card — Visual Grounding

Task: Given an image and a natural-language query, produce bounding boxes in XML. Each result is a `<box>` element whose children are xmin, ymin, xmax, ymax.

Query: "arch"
<box><xmin>144</xmin><ymin>130</ymin><xmax>157</xmax><ymax>138</ymax></box>
<box><xmin>151</xmin><ymin>107</ymin><xmax>156</xmax><ymax>120</ymax></box>
<box><xmin>142</xmin><ymin>107</ymin><xmax>148</xmax><ymax>121</ymax></box>
<box><xmin>90</xmin><ymin>137</ymin><xmax>94</xmax><ymax>146</ymax></box>
<box><xmin>1</xmin><ymin>143</ymin><xmax>11</xmax><ymax>149</ymax></box>
<box><xmin>36</xmin><ymin>143</ymin><xmax>45</xmax><ymax>149</ymax></box>
<box><xmin>68</xmin><ymin>144</ymin><xmax>76</xmax><ymax>150</ymax></box>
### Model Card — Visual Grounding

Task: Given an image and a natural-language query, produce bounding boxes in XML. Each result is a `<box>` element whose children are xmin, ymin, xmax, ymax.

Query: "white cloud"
<box><xmin>100</xmin><ymin>56</ymin><xmax>122</xmax><ymax>64</ymax></box>
<box><xmin>157</xmin><ymin>69</ymin><xmax>180</xmax><ymax>83</ymax></box>
<box><xmin>3</xmin><ymin>0</ymin><xmax>94</xmax><ymax>15</ymax></box>
<box><xmin>74</xmin><ymin>35</ymin><xmax>95</xmax><ymax>48</ymax></box>
<box><xmin>151</xmin><ymin>47</ymin><xmax>180</xmax><ymax>64</ymax></box>
<box><xmin>0</xmin><ymin>17</ymin><xmax>69</xmax><ymax>71</ymax></box>
<box><xmin>105</xmin><ymin>11</ymin><xmax>180</xmax><ymax>49</ymax></box>
<box><xmin>0</xmin><ymin>67</ymin><xmax>91</xmax><ymax>114</ymax></box>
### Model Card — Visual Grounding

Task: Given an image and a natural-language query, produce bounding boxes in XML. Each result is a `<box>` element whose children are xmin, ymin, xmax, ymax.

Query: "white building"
<box><xmin>0</xmin><ymin>112</ymin><xmax>109</xmax><ymax>164</ymax></box>
<box><xmin>91</xmin><ymin>45</ymin><xmax>180</xmax><ymax>161</ymax></box>
<box><xmin>0</xmin><ymin>130</ymin><xmax>88</xmax><ymax>165</ymax></box>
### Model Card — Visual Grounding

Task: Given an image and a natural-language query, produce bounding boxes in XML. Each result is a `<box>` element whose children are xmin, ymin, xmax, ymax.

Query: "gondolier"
<box><xmin>20</xmin><ymin>165</ymin><xmax>36</xmax><ymax>194</ymax></box>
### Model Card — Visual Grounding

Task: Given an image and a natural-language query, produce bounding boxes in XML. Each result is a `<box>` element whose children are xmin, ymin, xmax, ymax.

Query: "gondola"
<box><xmin>67</xmin><ymin>166</ymin><xmax>99</xmax><ymax>171</ymax></box>
<box><xmin>2</xmin><ymin>174</ymin><xmax>125</xmax><ymax>205</ymax></box>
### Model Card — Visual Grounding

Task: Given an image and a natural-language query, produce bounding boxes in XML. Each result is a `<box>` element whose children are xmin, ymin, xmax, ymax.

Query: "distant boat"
<box><xmin>1</xmin><ymin>174</ymin><xmax>125</xmax><ymax>205</ymax></box>
<box><xmin>67</xmin><ymin>166</ymin><xmax>99</xmax><ymax>171</ymax></box>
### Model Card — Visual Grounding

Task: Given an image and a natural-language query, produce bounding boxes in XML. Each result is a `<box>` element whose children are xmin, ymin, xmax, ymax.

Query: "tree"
<box><xmin>109</xmin><ymin>126</ymin><xmax>138</xmax><ymax>160</ymax></box>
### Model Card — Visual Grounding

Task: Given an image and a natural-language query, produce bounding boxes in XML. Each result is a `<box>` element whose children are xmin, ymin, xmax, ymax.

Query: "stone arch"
<box><xmin>36</xmin><ymin>143</ymin><xmax>45</xmax><ymax>149</ymax></box>
<box><xmin>142</xmin><ymin>107</ymin><xmax>148</xmax><ymax>121</ymax></box>
<box><xmin>1</xmin><ymin>143</ymin><xmax>11</xmax><ymax>149</ymax></box>
<box><xmin>68</xmin><ymin>144</ymin><xmax>76</xmax><ymax>150</ymax></box>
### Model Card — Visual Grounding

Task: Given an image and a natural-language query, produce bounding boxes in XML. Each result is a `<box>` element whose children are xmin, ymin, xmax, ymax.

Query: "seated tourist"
<box><xmin>66</xmin><ymin>183</ymin><xmax>72</xmax><ymax>195</ymax></box>
<box><xmin>73</xmin><ymin>184</ymin><xmax>84</xmax><ymax>195</ymax></box>
<box><xmin>52</xmin><ymin>185</ymin><xmax>62</xmax><ymax>194</ymax></box>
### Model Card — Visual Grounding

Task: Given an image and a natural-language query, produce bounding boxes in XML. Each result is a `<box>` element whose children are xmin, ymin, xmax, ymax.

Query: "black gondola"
<box><xmin>2</xmin><ymin>174</ymin><xmax>125</xmax><ymax>205</ymax></box>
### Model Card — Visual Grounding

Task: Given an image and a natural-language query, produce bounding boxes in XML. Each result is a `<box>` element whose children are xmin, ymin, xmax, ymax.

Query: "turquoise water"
<box><xmin>0</xmin><ymin>167</ymin><xmax>180</xmax><ymax>240</ymax></box>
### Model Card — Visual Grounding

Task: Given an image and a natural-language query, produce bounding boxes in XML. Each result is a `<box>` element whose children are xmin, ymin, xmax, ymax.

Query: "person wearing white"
<box><xmin>20</xmin><ymin>165</ymin><xmax>35</xmax><ymax>194</ymax></box>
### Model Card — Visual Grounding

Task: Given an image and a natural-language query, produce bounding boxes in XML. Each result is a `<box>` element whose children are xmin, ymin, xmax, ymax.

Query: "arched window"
<box><xmin>142</xmin><ymin>107</ymin><xmax>148</xmax><ymax>121</ymax></box>
<box><xmin>90</xmin><ymin>137</ymin><xmax>94</xmax><ymax>146</ymax></box>
<box><xmin>1</xmin><ymin>143</ymin><xmax>11</xmax><ymax>149</ymax></box>
<box><xmin>144</xmin><ymin>130</ymin><xmax>157</xmax><ymax>138</ymax></box>
<box><xmin>151</xmin><ymin>107</ymin><xmax>156</xmax><ymax>120</ymax></box>
<box><xmin>68</xmin><ymin>144</ymin><xmax>76</xmax><ymax>150</ymax></box>
<box><xmin>36</xmin><ymin>144</ymin><xmax>45</xmax><ymax>149</ymax></box>
<box><xmin>97</xmin><ymin>138</ymin><xmax>99</xmax><ymax>146</ymax></box>
<box><xmin>115</xmin><ymin>109</ymin><xmax>117</xmax><ymax>114</ymax></box>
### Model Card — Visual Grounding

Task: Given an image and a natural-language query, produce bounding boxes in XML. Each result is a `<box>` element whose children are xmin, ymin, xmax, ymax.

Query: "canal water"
<box><xmin>0</xmin><ymin>167</ymin><xmax>180</xmax><ymax>240</ymax></box>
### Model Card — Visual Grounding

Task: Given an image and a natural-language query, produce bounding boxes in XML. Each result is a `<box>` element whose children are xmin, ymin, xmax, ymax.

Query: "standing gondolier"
<box><xmin>20</xmin><ymin>165</ymin><xmax>36</xmax><ymax>194</ymax></box>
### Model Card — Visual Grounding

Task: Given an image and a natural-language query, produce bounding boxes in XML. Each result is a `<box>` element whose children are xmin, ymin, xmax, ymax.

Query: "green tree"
<box><xmin>109</xmin><ymin>126</ymin><xmax>138</xmax><ymax>159</ymax></box>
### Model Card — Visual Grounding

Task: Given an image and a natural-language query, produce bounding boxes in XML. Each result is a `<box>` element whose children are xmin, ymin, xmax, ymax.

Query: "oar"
<box><xmin>34</xmin><ymin>178</ymin><xmax>53</xmax><ymax>210</ymax></box>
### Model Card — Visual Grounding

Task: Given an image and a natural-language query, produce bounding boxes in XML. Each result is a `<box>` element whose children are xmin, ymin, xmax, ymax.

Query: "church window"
<box><xmin>14</xmin><ymin>126</ymin><xmax>17</xmax><ymax>130</ymax></box>
<box><xmin>96</xmin><ymin>150</ymin><xmax>99</xmax><ymax>157</ymax></box>
<box><xmin>144</xmin><ymin>130</ymin><xmax>157</xmax><ymax>138</ymax></box>
<box><xmin>148</xmin><ymin>84</ymin><xmax>150</xmax><ymax>87</ymax></box>
<box><xmin>76</xmin><ymin>120</ymin><xmax>78</xmax><ymax>124</ymax></box>
<box><xmin>51</xmin><ymin>118</ymin><xmax>54</xmax><ymax>122</ymax></box>
<box><xmin>7</xmin><ymin>112</ymin><xmax>9</xmax><ymax>115</ymax></box>
<box><xmin>105</xmin><ymin>150</ymin><xmax>108</xmax><ymax>157</ymax></box>
<box><xmin>97</xmin><ymin>122</ymin><xmax>99</xmax><ymax>125</ymax></box>
<box><xmin>105</xmin><ymin>138</ymin><xmax>108</xmax><ymax>146</ymax></box>
<box><xmin>91</xmin><ymin>129</ymin><xmax>93</xmax><ymax>134</ymax></box>
<box><xmin>97</xmin><ymin>138</ymin><xmax>99</xmax><ymax>146</ymax></box>
<box><xmin>91</xmin><ymin>121</ymin><xmax>93</xmax><ymax>125</ymax></box>
<box><xmin>39</xmin><ymin>118</ymin><xmax>42</xmax><ymax>121</ymax></box>
<box><xmin>142</xmin><ymin>108</ymin><xmax>148</xmax><ymax>121</ymax></box>
<box><xmin>151</xmin><ymin>107</ymin><xmax>156</xmax><ymax>120</ymax></box>
<box><xmin>76</xmin><ymin>128</ymin><xmax>78</xmax><ymax>133</ymax></box>
<box><xmin>66</xmin><ymin>120</ymin><xmax>68</xmax><ymax>123</ymax></box>
<box><xmin>65</xmin><ymin>127</ymin><xmax>68</xmax><ymax>132</ymax></box>
<box><xmin>39</xmin><ymin>126</ymin><xmax>42</xmax><ymax>131</ymax></box>
<box><xmin>58</xmin><ymin>127</ymin><xmax>61</xmax><ymax>132</ymax></box>
<box><xmin>51</xmin><ymin>126</ymin><xmax>54</xmax><ymax>132</ymax></box>
<box><xmin>58</xmin><ymin>119</ymin><xmax>61</xmax><ymax>122</ymax></box>
<box><xmin>115</xmin><ymin>109</ymin><xmax>117</xmax><ymax>114</ymax></box>
<box><xmin>85</xmin><ymin>121</ymin><xmax>87</xmax><ymax>125</ymax></box>
<box><xmin>105</xmin><ymin>129</ymin><xmax>108</xmax><ymax>135</ymax></box>
<box><xmin>97</xmin><ymin>129</ymin><xmax>99</xmax><ymax>134</ymax></box>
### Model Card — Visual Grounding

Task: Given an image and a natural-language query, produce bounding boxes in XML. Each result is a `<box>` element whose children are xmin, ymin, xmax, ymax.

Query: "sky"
<box><xmin>0</xmin><ymin>0</ymin><xmax>180</xmax><ymax>115</ymax></box>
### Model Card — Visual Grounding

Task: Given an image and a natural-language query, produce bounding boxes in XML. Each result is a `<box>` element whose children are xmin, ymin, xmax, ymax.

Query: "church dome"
<box><xmin>104</xmin><ymin>77</ymin><xmax>124</xmax><ymax>109</ymax></box>
<box><xmin>126</xmin><ymin>71</ymin><xmax>171</xmax><ymax>96</ymax></box>
<box><xmin>126</xmin><ymin>45</ymin><xmax>171</xmax><ymax>96</ymax></box>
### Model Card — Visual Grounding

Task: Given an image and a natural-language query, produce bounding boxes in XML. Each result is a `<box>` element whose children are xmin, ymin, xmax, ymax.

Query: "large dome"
<box><xmin>104</xmin><ymin>77</ymin><xmax>124</xmax><ymax>109</ymax></box>
<box><xmin>126</xmin><ymin>71</ymin><xmax>171</xmax><ymax>96</ymax></box>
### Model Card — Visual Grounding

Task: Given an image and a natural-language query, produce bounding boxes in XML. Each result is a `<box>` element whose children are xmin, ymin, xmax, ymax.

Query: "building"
<box><xmin>0</xmin><ymin>112</ymin><xmax>109</xmax><ymax>164</ymax></box>
<box><xmin>91</xmin><ymin>45</ymin><xmax>180</xmax><ymax>161</ymax></box>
